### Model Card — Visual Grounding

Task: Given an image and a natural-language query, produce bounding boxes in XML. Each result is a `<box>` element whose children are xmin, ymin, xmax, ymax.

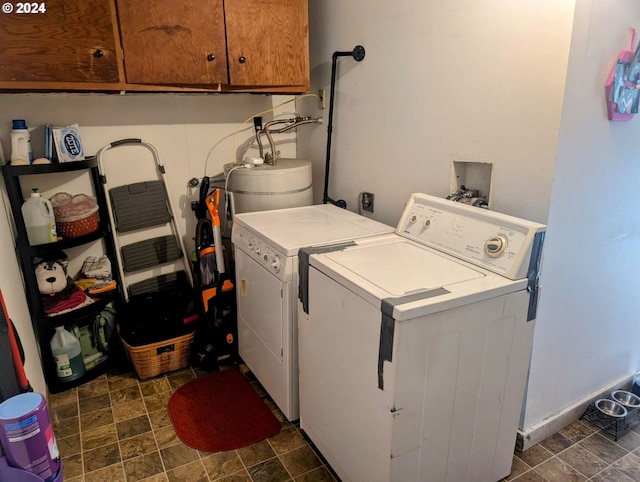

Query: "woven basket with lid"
<box><xmin>50</xmin><ymin>192</ymin><xmax>99</xmax><ymax>238</ymax></box>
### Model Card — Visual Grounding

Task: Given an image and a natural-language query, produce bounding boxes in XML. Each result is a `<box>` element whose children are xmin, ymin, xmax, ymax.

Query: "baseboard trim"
<box><xmin>516</xmin><ymin>373</ymin><xmax>634</xmax><ymax>451</ymax></box>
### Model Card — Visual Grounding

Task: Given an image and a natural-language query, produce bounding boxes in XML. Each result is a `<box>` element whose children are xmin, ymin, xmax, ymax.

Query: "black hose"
<box><xmin>322</xmin><ymin>46</ymin><xmax>366</xmax><ymax>209</ymax></box>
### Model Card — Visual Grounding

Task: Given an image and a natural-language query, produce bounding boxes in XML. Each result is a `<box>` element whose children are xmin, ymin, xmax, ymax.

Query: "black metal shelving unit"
<box><xmin>1</xmin><ymin>158</ymin><xmax>122</xmax><ymax>393</ymax></box>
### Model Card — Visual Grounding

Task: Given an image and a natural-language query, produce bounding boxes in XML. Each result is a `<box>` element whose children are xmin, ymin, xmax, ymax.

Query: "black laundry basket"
<box><xmin>117</xmin><ymin>273</ymin><xmax>196</xmax><ymax>379</ymax></box>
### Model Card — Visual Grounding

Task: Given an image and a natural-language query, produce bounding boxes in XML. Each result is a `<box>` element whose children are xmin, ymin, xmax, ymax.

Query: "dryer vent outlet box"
<box><xmin>451</xmin><ymin>160</ymin><xmax>493</xmax><ymax>203</ymax></box>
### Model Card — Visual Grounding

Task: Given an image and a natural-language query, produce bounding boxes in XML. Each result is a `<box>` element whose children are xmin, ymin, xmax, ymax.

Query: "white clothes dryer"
<box><xmin>231</xmin><ymin>204</ymin><xmax>393</xmax><ymax>421</ymax></box>
<box><xmin>298</xmin><ymin>193</ymin><xmax>545</xmax><ymax>482</ymax></box>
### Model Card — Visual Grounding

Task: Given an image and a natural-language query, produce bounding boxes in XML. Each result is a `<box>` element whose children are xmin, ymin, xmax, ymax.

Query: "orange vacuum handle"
<box><xmin>205</xmin><ymin>189</ymin><xmax>221</xmax><ymax>228</ymax></box>
<box><xmin>205</xmin><ymin>189</ymin><xmax>226</xmax><ymax>274</ymax></box>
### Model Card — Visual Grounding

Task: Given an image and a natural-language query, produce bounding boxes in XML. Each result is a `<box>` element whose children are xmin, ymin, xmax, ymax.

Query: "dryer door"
<box><xmin>235</xmin><ymin>248</ymin><xmax>292</xmax><ymax>416</ymax></box>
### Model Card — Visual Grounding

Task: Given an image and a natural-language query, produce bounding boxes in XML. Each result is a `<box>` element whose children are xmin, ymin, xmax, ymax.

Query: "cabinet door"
<box><xmin>116</xmin><ymin>0</ymin><xmax>228</xmax><ymax>85</ymax></box>
<box><xmin>225</xmin><ymin>0</ymin><xmax>309</xmax><ymax>88</ymax></box>
<box><xmin>0</xmin><ymin>0</ymin><xmax>120</xmax><ymax>83</ymax></box>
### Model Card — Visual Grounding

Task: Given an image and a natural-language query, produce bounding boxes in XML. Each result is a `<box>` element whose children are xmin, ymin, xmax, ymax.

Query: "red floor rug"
<box><xmin>167</xmin><ymin>369</ymin><xmax>281</xmax><ymax>452</ymax></box>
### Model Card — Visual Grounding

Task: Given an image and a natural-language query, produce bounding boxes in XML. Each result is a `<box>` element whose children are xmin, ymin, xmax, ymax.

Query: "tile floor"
<box><xmin>504</xmin><ymin>417</ymin><xmax>640</xmax><ymax>481</ymax></box>
<box><xmin>48</xmin><ymin>364</ymin><xmax>337</xmax><ymax>482</ymax></box>
<box><xmin>48</xmin><ymin>363</ymin><xmax>640</xmax><ymax>482</ymax></box>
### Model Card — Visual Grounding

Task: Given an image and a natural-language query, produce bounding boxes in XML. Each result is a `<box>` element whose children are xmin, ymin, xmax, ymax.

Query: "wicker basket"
<box><xmin>50</xmin><ymin>192</ymin><xmax>100</xmax><ymax>239</ymax></box>
<box><xmin>120</xmin><ymin>330</ymin><xmax>194</xmax><ymax>380</ymax></box>
<box><xmin>56</xmin><ymin>211</ymin><xmax>99</xmax><ymax>238</ymax></box>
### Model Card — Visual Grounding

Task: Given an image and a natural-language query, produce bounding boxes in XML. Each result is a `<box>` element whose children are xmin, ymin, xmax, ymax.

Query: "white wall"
<box><xmin>0</xmin><ymin>190</ymin><xmax>46</xmax><ymax>394</ymax></box>
<box><xmin>299</xmin><ymin>0</ymin><xmax>575</xmax><ymax>225</ymax></box>
<box><xmin>521</xmin><ymin>0</ymin><xmax>640</xmax><ymax>430</ymax></box>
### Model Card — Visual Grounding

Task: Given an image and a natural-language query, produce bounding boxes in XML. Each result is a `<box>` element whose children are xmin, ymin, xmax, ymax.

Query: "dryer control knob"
<box><xmin>271</xmin><ymin>255</ymin><xmax>281</xmax><ymax>273</ymax></box>
<box><xmin>485</xmin><ymin>235</ymin><xmax>507</xmax><ymax>257</ymax></box>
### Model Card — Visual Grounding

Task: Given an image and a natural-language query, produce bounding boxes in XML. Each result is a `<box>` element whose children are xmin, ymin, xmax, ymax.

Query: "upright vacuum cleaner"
<box><xmin>191</xmin><ymin>180</ymin><xmax>237</xmax><ymax>370</ymax></box>
<box><xmin>0</xmin><ymin>291</ymin><xmax>63</xmax><ymax>482</ymax></box>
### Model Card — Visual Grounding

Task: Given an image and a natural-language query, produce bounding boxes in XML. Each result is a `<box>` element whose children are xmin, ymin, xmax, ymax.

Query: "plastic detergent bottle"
<box><xmin>21</xmin><ymin>188</ymin><xmax>57</xmax><ymax>245</ymax></box>
<box><xmin>10</xmin><ymin>119</ymin><xmax>33</xmax><ymax>164</ymax></box>
<box><xmin>50</xmin><ymin>326</ymin><xmax>86</xmax><ymax>382</ymax></box>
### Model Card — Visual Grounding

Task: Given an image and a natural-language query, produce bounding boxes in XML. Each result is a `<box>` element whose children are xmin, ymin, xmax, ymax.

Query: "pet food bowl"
<box><xmin>611</xmin><ymin>390</ymin><xmax>640</xmax><ymax>409</ymax></box>
<box><xmin>595</xmin><ymin>399</ymin><xmax>627</xmax><ymax>418</ymax></box>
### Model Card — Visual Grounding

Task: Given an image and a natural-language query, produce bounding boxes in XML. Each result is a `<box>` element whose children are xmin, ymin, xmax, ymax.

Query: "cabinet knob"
<box><xmin>207</xmin><ymin>53</ymin><xmax>216</xmax><ymax>62</ymax></box>
<box><xmin>93</xmin><ymin>49</ymin><xmax>104</xmax><ymax>58</ymax></box>
<box><xmin>238</xmin><ymin>56</ymin><xmax>247</xmax><ymax>64</ymax></box>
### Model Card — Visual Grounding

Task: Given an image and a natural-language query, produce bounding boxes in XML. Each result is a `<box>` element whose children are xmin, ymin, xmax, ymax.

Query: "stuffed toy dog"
<box><xmin>34</xmin><ymin>253</ymin><xmax>92</xmax><ymax>315</ymax></box>
<box><xmin>35</xmin><ymin>255</ymin><xmax>69</xmax><ymax>295</ymax></box>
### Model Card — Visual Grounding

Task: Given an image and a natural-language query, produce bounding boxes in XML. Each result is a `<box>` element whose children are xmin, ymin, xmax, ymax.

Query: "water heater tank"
<box><xmin>224</xmin><ymin>159</ymin><xmax>313</xmax><ymax>215</ymax></box>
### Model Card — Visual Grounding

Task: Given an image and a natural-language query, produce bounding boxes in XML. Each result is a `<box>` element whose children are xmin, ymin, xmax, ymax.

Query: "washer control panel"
<box><xmin>232</xmin><ymin>225</ymin><xmax>291</xmax><ymax>281</ymax></box>
<box><xmin>397</xmin><ymin>193</ymin><xmax>545</xmax><ymax>280</ymax></box>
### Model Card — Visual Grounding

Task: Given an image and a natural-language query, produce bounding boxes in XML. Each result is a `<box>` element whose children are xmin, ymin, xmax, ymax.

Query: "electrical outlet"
<box><xmin>318</xmin><ymin>89</ymin><xmax>326</xmax><ymax>109</ymax></box>
<box><xmin>361</xmin><ymin>192</ymin><xmax>374</xmax><ymax>212</ymax></box>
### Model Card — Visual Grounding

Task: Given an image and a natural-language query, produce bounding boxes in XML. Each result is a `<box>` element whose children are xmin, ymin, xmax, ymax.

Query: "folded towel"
<box><xmin>82</xmin><ymin>255</ymin><xmax>112</xmax><ymax>279</ymax></box>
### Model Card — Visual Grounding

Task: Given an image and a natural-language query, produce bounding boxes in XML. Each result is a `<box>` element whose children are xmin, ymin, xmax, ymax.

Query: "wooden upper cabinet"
<box><xmin>0</xmin><ymin>0</ymin><xmax>120</xmax><ymax>83</ymax></box>
<box><xmin>0</xmin><ymin>0</ymin><xmax>309</xmax><ymax>91</ymax></box>
<box><xmin>116</xmin><ymin>0</ymin><xmax>309</xmax><ymax>90</ymax></box>
<box><xmin>116</xmin><ymin>0</ymin><xmax>228</xmax><ymax>85</ymax></box>
<box><xmin>225</xmin><ymin>0</ymin><xmax>309</xmax><ymax>88</ymax></box>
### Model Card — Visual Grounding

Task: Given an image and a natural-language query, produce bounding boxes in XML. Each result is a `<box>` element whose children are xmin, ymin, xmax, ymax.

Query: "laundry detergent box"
<box><xmin>53</xmin><ymin>124</ymin><xmax>84</xmax><ymax>162</ymax></box>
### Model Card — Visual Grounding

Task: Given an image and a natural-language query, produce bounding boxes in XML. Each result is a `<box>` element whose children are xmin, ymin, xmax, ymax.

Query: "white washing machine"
<box><xmin>298</xmin><ymin>193</ymin><xmax>545</xmax><ymax>482</ymax></box>
<box><xmin>231</xmin><ymin>204</ymin><xmax>394</xmax><ymax>421</ymax></box>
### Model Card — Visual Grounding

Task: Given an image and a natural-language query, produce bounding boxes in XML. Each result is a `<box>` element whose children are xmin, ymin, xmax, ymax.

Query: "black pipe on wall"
<box><xmin>322</xmin><ymin>45</ymin><xmax>366</xmax><ymax>209</ymax></box>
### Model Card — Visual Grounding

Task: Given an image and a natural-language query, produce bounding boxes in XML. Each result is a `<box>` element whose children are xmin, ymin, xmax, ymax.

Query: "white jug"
<box><xmin>21</xmin><ymin>189</ymin><xmax>57</xmax><ymax>245</ymax></box>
